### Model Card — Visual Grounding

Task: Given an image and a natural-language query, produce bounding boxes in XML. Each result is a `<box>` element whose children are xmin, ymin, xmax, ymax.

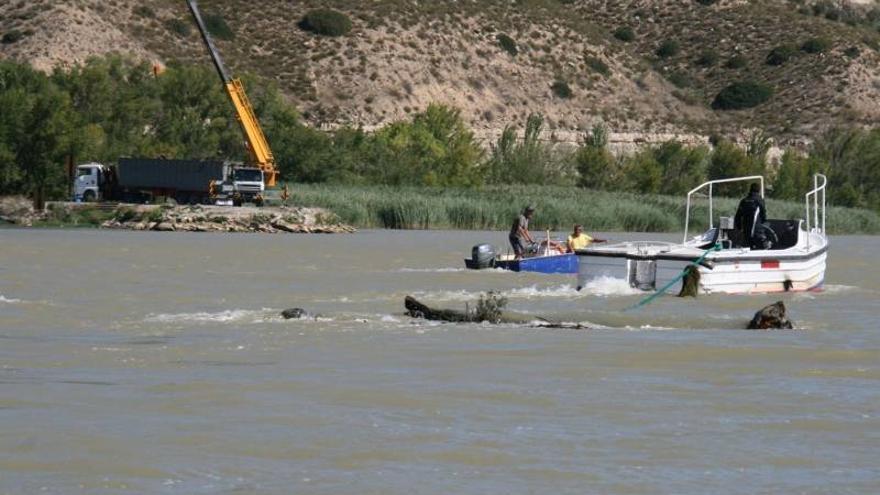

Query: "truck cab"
<box><xmin>73</xmin><ymin>163</ymin><xmax>108</xmax><ymax>202</ymax></box>
<box><xmin>230</xmin><ymin>166</ymin><xmax>265</xmax><ymax>206</ymax></box>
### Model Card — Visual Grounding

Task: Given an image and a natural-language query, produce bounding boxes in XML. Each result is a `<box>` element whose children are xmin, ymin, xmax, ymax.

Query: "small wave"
<box><xmin>144</xmin><ymin>309</ymin><xmax>271</xmax><ymax>324</ymax></box>
<box><xmin>821</xmin><ymin>284</ymin><xmax>860</xmax><ymax>294</ymax></box>
<box><xmin>0</xmin><ymin>294</ymin><xmax>22</xmax><ymax>304</ymax></box>
<box><xmin>398</xmin><ymin>267</ymin><xmax>466</xmax><ymax>273</ymax></box>
<box><xmin>508</xmin><ymin>279</ymin><xmax>641</xmax><ymax>298</ymax></box>
<box><xmin>505</xmin><ymin>284</ymin><xmax>582</xmax><ymax>299</ymax></box>
<box><xmin>410</xmin><ymin>289</ymin><xmax>479</xmax><ymax>302</ymax></box>
<box><xmin>414</xmin><ymin>281</ymin><xmax>640</xmax><ymax>303</ymax></box>
<box><xmin>580</xmin><ymin>276</ymin><xmax>644</xmax><ymax>296</ymax></box>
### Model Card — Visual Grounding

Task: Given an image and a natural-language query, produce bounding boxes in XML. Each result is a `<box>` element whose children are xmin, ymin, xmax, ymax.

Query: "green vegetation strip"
<box><xmin>288</xmin><ymin>185</ymin><xmax>880</xmax><ymax>234</ymax></box>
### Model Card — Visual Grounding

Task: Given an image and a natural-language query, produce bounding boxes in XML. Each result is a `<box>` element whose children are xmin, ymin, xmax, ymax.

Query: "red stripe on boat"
<box><xmin>761</xmin><ymin>260</ymin><xmax>780</xmax><ymax>269</ymax></box>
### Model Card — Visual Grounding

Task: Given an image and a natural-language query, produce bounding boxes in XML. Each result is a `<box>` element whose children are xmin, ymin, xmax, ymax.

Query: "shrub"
<box><xmin>655</xmin><ymin>39</ymin><xmax>680</xmax><ymax>58</ymax></box>
<box><xmin>695</xmin><ymin>49</ymin><xmax>719</xmax><ymax>67</ymax></box>
<box><xmin>165</xmin><ymin>19</ymin><xmax>191</xmax><ymax>37</ymax></box>
<box><xmin>1</xmin><ymin>30</ymin><xmax>24</xmax><ymax>44</ymax></box>
<box><xmin>204</xmin><ymin>13</ymin><xmax>234</xmax><ymax>40</ymax></box>
<box><xmin>613</xmin><ymin>26</ymin><xmax>635</xmax><ymax>42</ymax></box>
<box><xmin>712</xmin><ymin>81</ymin><xmax>773</xmax><ymax>110</ymax></box>
<box><xmin>801</xmin><ymin>37</ymin><xmax>831</xmax><ymax>54</ymax></box>
<box><xmin>551</xmin><ymin>80</ymin><xmax>573</xmax><ymax>98</ymax></box>
<box><xmin>666</xmin><ymin>70</ymin><xmax>692</xmax><ymax>88</ymax></box>
<box><xmin>133</xmin><ymin>6</ymin><xmax>154</xmax><ymax>18</ymax></box>
<box><xmin>584</xmin><ymin>56</ymin><xmax>610</xmax><ymax>76</ymax></box>
<box><xmin>497</xmin><ymin>33</ymin><xmax>518</xmax><ymax>56</ymax></box>
<box><xmin>766</xmin><ymin>44</ymin><xmax>797</xmax><ymax>65</ymax></box>
<box><xmin>299</xmin><ymin>9</ymin><xmax>352</xmax><ymax>37</ymax></box>
<box><xmin>725</xmin><ymin>54</ymin><xmax>748</xmax><ymax>69</ymax></box>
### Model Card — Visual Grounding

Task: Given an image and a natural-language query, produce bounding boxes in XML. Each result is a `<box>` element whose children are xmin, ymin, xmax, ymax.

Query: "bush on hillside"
<box><xmin>843</xmin><ymin>46</ymin><xmax>860</xmax><ymax>58</ymax></box>
<box><xmin>712</xmin><ymin>81</ymin><xmax>773</xmax><ymax>110</ymax></box>
<box><xmin>584</xmin><ymin>56</ymin><xmax>610</xmax><ymax>76</ymax></box>
<box><xmin>801</xmin><ymin>37</ymin><xmax>831</xmax><ymax>54</ymax></box>
<box><xmin>695</xmin><ymin>49</ymin><xmax>719</xmax><ymax>67</ymax></box>
<box><xmin>204</xmin><ymin>13</ymin><xmax>234</xmax><ymax>41</ymax></box>
<box><xmin>725</xmin><ymin>54</ymin><xmax>748</xmax><ymax>69</ymax></box>
<box><xmin>666</xmin><ymin>70</ymin><xmax>692</xmax><ymax>88</ymax></box>
<box><xmin>497</xmin><ymin>33</ymin><xmax>518</xmax><ymax>56</ymax></box>
<box><xmin>655</xmin><ymin>39</ymin><xmax>680</xmax><ymax>58</ymax></box>
<box><xmin>133</xmin><ymin>6</ymin><xmax>155</xmax><ymax>18</ymax></box>
<box><xmin>551</xmin><ymin>80</ymin><xmax>573</xmax><ymax>98</ymax></box>
<box><xmin>165</xmin><ymin>19</ymin><xmax>191</xmax><ymax>37</ymax></box>
<box><xmin>766</xmin><ymin>44</ymin><xmax>797</xmax><ymax>65</ymax></box>
<box><xmin>1</xmin><ymin>30</ymin><xmax>24</xmax><ymax>44</ymax></box>
<box><xmin>299</xmin><ymin>9</ymin><xmax>352</xmax><ymax>37</ymax></box>
<box><xmin>613</xmin><ymin>26</ymin><xmax>635</xmax><ymax>42</ymax></box>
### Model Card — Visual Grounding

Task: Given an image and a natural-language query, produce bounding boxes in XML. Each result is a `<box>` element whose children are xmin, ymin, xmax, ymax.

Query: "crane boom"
<box><xmin>185</xmin><ymin>0</ymin><xmax>278</xmax><ymax>187</ymax></box>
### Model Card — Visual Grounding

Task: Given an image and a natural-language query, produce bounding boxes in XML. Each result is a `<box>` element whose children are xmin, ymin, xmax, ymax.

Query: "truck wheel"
<box><xmin>83</xmin><ymin>190</ymin><xmax>97</xmax><ymax>202</ymax></box>
<box><xmin>254</xmin><ymin>196</ymin><xmax>264</xmax><ymax>207</ymax></box>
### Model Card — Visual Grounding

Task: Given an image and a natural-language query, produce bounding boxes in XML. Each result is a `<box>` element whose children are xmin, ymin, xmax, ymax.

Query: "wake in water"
<box><xmin>397</xmin><ymin>267</ymin><xmax>468</xmax><ymax>273</ymax></box>
<box><xmin>0</xmin><ymin>294</ymin><xmax>22</xmax><ymax>304</ymax></box>
<box><xmin>412</xmin><ymin>277</ymin><xmax>641</xmax><ymax>303</ymax></box>
<box><xmin>144</xmin><ymin>309</ymin><xmax>275</xmax><ymax>324</ymax></box>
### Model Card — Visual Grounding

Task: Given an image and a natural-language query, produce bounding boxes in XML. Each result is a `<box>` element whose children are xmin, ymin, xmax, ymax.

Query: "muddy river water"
<box><xmin>1</xmin><ymin>229</ymin><xmax>878</xmax><ymax>494</ymax></box>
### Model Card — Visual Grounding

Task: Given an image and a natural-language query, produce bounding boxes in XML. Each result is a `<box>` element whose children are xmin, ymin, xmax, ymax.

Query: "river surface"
<box><xmin>1</xmin><ymin>229</ymin><xmax>878</xmax><ymax>494</ymax></box>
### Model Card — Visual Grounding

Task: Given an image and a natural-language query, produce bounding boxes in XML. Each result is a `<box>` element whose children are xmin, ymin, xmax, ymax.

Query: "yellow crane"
<box><xmin>185</xmin><ymin>0</ymin><xmax>278</xmax><ymax>188</ymax></box>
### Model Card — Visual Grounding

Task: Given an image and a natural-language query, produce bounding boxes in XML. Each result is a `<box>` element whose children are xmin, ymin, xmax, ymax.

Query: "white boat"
<box><xmin>576</xmin><ymin>174</ymin><xmax>828</xmax><ymax>295</ymax></box>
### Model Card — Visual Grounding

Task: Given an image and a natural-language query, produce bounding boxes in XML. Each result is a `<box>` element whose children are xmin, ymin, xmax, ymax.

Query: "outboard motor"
<box><xmin>471</xmin><ymin>244</ymin><xmax>496</xmax><ymax>269</ymax></box>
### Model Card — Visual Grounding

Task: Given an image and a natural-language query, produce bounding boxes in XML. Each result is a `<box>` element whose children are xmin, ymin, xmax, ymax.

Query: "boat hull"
<box><xmin>466</xmin><ymin>253</ymin><xmax>578</xmax><ymax>274</ymax></box>
<box><xmin>577</xmin><ymin>248</ymin><xmax>826</xmax><ymax>295</ymax></box>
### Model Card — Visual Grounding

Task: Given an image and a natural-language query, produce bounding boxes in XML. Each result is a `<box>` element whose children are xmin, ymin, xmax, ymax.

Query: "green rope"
<box><xmin>624</xmin><ymin>243</ymin><xmax>721</xmax><ymax>312</ymax></box>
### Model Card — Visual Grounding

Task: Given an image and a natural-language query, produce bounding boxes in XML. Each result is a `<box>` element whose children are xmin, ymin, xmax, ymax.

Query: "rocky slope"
<box><xmin>2</xmin><ymin>0</ymin><xmax>879</xmax><ymax>141</ymax></box>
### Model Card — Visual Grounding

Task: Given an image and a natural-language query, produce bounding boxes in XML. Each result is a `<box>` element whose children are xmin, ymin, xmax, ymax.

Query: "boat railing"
<box><xmin>805</xmin><ymin>173</ymin><xmax>827</xmax><ymax>248</ymax></box>
<box><xmin>683</xmin><ymin>176</ymin><xmax>764</xmax><ymax>243</ymax></box>
<box><xmin>588</xmin><ymin>240</ymin><xmax>680</xmax><ymax>254</ymax></box>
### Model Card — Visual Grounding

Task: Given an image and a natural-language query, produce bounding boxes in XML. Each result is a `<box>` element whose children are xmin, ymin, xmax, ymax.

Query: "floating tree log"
<box><xmin>747</xmin><ymin>301</ymin><xmax>794</xmax><ymax>329</ymax></box>
<box><xmin>404</xmin><ymin>295</ymin><xmax>547</xmax><ymax>325</ymax></box>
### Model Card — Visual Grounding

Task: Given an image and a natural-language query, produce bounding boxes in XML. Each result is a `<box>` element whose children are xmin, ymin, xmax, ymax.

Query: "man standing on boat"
<box><xmin>734</xmin><ymin>183</ymin><xmax>767</xmax><ymax>248</ymax></box>
<box><xmin>509</xmin><ymin>205</ymin><xmax>536</xmax><ymax>259</ymax></box>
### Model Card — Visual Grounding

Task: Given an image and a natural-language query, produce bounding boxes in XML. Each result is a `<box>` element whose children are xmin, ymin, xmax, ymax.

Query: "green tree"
<box><xmin>368</xmin><ymin>104</ymin><xmax>484</xmax><ymax>186</ymax></box>
<box><xmin>773</xmin><ymin>151</ymin><xmax>824</xmax><ymax>201</ymax></box>
<box><xmin>811</xmin><ymin>128</ymin><xmax>880</xmax><ymax>209</ymax></box>
<box><xmin>0</xmin><ymin>61</ymin><xmax>75</xmax><ymax>205</ymax></box>
<box><xmin>625</xmin><ymin>150</ymin><xmax>663</xmax><ymax>193</ymax></box>
<box><xmin>652</xmin><ymin>141</ymin><xmax>709</xmax><ymax>195</ymax></box>
<box><xmin>575</xmin><ymin>123</ymin><xmax>616</xmax><ymax>190</ymax></box>
<box><xmin>485</xmin><ymin>114</ymin><xmax>574</xmax><ymax>186</ymax></box>
<box><xmin>707</xmin><ymin>139</ymin><xmax>766</xmax><ymax>196</ymax></box>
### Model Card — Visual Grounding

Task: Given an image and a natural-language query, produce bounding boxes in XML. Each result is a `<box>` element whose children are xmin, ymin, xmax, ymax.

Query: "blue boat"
<box><xmin>493</xmin><ymin>253</ymin><xmax>579</xmax><ymax>274</ymax></box>
<box><xmin>465</xmin><ymin>246</ymin><xmax>578</xmax><ymax>274</ymax></box>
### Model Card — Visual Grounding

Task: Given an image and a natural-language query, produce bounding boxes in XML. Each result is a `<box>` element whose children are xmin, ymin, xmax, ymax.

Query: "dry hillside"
<box><xmin>2</xmin><ymin>0</ymin><xmax>880</xmax><ymax>142</ymax></box>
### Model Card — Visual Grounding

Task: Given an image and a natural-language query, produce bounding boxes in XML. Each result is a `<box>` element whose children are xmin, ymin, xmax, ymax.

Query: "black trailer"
<box><xmin>106</xmin><ymin>158</ymin><xmax>229</xmax><ymax>204</ymax></box>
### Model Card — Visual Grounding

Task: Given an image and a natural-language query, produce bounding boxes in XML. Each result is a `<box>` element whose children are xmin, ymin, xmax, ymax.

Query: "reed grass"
<box><xmin>288</xmin><ymin>185</ymin><xmax>880</xmax><ymax>234</ymax></box>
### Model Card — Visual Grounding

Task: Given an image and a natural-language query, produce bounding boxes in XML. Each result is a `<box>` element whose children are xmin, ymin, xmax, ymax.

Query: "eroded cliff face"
<box><xmin>2</xmin><ymin>0</ymin><xmax>879</xmax><ymax>140</ymax></box>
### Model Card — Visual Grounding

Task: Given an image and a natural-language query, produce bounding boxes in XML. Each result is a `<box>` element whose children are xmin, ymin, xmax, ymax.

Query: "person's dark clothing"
<box><xmin>509</xmin><ymin>214</ymin><xmax>530</xmax><ymax>256</ymax></box>
<box><xmin>734</xmin><ymin>191</ymin><xmax>767</xmax><ymax>247</ymax></box>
